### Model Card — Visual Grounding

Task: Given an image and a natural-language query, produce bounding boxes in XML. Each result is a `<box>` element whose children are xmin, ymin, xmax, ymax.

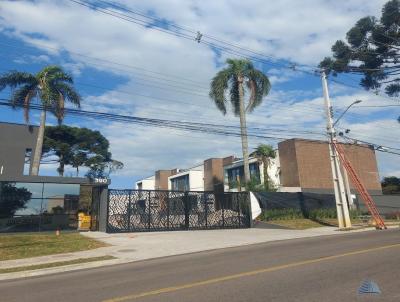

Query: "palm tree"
<box><xmin>251</xmin><ymin>144</ymin><xmax>276</xmax><ymax>191</ymax></box>
<box><xmin>0</xmin><ymin>65</ymin><xmax>81</xmax><ymax>175</ymax></box>
<box><xmin>209</xmin><ymin>59</ymin><xmax>271</xmax><ymax>183</ymax></box>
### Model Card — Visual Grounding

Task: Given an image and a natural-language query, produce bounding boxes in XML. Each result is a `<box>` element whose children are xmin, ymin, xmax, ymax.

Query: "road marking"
<box><xmin>103</xmin><ymin>242</ymin><xmax>400</xmax><ymax>302</ymax></box>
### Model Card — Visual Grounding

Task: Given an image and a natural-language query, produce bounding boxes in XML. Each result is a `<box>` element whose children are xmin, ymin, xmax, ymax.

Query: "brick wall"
<box><xmin>278</xmin><ymin>139</ymin><xmax>382</xmax><ymax>193</ymax></box>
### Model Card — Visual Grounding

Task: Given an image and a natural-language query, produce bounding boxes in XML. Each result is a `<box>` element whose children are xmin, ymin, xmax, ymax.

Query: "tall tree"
<box><xmin>319</xmin><ymin>0</ymin><xmax>400</xmax><ymax>98</ymax></box>
<box><xmin>250</xmin><ymin>144</ymin><xmax>276</xmax><ymax>191</ymax></box>
<box><xmin>209</xmin><ymin>59</ymin><xmax>271</xmax><ymax>183</ymax></box>
<box><xmin>0</xmin><ymin>65</ymin><xmax>81</xmax><ymax>175</ymax></box>
<box><xmin>43</xmin><ymin>125</ymin><xmax>117</xmax><ymax>177</ymax></box>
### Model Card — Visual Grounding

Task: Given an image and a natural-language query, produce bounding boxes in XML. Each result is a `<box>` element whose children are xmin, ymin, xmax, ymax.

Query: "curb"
<box><xmin>1</xmin><ymin>226</ymin><xmax>398</xmax><ymax>281</ymax></box>
<box><xmin>0</xmin><ymin>258</ymin><xmax>124</xmax><ymax>281</ymax></box>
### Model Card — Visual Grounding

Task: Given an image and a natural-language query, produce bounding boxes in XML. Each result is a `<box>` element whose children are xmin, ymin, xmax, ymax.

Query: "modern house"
<box><xmin>0</xmin><ymin>122</ymin><xmax>108</xmax><ymax>233</ymax></box>
<box><xmin>223</xmin><ymin>155</ymin><xmax>281</xmax><ymax>191</ymax></box>
<box><xmin>135</xmin><ymin>175</ymin><xmax>155</xmax><ymax>190</ymax></box>
<box><xmin>135</xmin><ymin>138</ymin><xmax>382</xmax><ymax>194</ymax></box>
<box><xmin>168</xmin><ymin>164</ymin><xmax>204</xmax><ymax>191</ymax></box>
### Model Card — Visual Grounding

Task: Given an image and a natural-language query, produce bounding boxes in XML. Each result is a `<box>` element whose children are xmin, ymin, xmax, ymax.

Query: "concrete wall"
<box><xmin>155</xmin><ymin>170</ymin><xmax>175</xmax><ymax>190</ymax></box>
<box><xmin>203</xmin><ymin>158</ymin><xmax>224</xmax><ymax>191</ymax></box>
<box><xmin>135</xmin><ymin>177</ymin><xmax>155</xmax><ymax>190</ymax></box>
<box><xmin>0</xmin><ymin>122</ymin><xmax>38</xmax><ymax>179</ymax></box>
<box><xmin>278</xmin><ymin>139</ymin><xmax>382</xmax><ymax>194</ymax></box>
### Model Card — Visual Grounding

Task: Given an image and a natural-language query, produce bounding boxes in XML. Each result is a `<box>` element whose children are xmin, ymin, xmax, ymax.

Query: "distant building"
<box><xmin>135</xmin><ymin>138</ymin><xmax>382</xmax><ymax>194</ymax></box>
<box><xmin>278</xmin><ymin>139</ymin><xmax>382</xmax><ymax>194</ymax></box>
<box><xmin>135</xmin><ymin>175</ymin><xmax>155</xmax><ymax>190</ymax></box>
<box><xmin>168</xmin><ymin>164</ymin><xmax>204</xmax><ymax>191</ymax></box>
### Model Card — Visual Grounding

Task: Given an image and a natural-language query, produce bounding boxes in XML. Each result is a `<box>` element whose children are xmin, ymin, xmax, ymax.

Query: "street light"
<box><xmin>333</xmin><ymin>100</ymin><xmax>362</xmax><ymax>127</ymax></box>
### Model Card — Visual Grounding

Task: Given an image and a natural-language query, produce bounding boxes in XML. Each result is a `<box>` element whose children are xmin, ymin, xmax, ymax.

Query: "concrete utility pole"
<box><xmin>321</xmin><ymin>71</ymin><xmax>352</xmax><ymax>229</ymax></box>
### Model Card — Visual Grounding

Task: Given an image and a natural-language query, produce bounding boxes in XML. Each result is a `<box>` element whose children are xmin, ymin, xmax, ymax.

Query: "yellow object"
<box><xmin>78</xmin><ymin>213</ymin><xmax>91</xmax><ymax>230</ymax></box>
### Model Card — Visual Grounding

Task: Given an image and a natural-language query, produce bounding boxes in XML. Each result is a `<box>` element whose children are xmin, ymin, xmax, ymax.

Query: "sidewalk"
<box><xmin>0</xmin><ymin>226</ymin><xmax>390</xmax><ymax>280</ymax></box>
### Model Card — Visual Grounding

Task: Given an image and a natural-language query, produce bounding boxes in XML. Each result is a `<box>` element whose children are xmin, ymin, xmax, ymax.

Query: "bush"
<box><xmin>259</xmin><ymin>208</ymin><xmax>363</xmax><ymax>221</ymax></box>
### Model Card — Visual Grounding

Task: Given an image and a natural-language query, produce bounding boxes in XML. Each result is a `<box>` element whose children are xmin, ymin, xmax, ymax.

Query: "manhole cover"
<box><xmin>118</xmin><ymin>249</ymin><xmax>136</xmax><ymax>253</ymax></box>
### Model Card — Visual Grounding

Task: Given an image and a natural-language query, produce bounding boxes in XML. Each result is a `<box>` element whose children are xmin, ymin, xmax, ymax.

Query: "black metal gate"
<box><xmin>106</xmin><ymin>189</ymin><xmax>251</xmax><ymax>232</ymax></box>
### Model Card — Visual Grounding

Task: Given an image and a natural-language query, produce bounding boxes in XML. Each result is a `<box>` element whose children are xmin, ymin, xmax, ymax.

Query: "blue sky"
<box><xmin>0</xmin><ymin>0</ymin><xmax>399</xmax><ymax>188</ymax></box>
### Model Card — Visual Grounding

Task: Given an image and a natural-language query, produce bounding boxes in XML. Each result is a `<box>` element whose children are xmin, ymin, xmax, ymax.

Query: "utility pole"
<box><xmin>321</xmin><ymin>71</ymin><xmax>352</xmax><ymax>229</ymax></box>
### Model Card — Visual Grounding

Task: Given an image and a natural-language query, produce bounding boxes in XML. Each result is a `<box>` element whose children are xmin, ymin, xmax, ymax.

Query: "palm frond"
<box><xmin>10</xmin><ymin>84</ymin><xmax>37</xmax><ymax>123</ymax></box>
<box><xmin>0</xmin><ymin>71</ymin><xmax>37</xmax><ymax>91</ymax></box>
<box><xmin>229</xmin><ymin>78</ymin><xmax>241</xmax><ymax>116</ymax></box>
<box><xmin>56</xmin><ymin>82</ymin><xmax>81</xmax><ymax>107</ymax></box>
<box><xmin>245</xmin><ymin>69</ymin><xmax>271</xmax><ymax>112</ymax></box>
<box><xmin>209</xmin><ymin>68</ymin><xmax>231</xmax><ymax>115</ymax></box>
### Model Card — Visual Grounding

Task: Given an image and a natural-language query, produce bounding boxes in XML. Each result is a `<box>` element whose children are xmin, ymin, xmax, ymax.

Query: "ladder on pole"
<box><xmin>333</xmin><ymin>142</ymin><xmax>386</xmax><ymax>230</ymax></box>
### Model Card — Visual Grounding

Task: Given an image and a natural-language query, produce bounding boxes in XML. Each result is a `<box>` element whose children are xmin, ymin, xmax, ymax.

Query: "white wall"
<box><xmin>168</xmin><ymin>169</ymin><xmax>204</xmax><ymax>191</ymax></box>
<box><xmin>135</xmin><ymin>176</ymin><xmax>155</xmax><ymax>190</ymax></box>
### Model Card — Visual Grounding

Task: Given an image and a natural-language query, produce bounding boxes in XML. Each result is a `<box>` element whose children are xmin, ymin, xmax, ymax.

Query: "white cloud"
<box><xmin>0</xmin><ymin>0</ymin><xmax>397</xmax><ymax>185</ymax></box>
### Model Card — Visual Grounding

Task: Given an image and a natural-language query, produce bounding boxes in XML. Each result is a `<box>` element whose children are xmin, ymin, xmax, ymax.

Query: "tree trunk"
<box><xmin>30</xmin><ymin>109</ymin><xmax>46</xmax><ymax>176</ymax></box>
<box><xmin>262</xmin><ymin>157</ymin><xmax>269</xmax><ymax>190</ymax></box>
<box><xmin>58</xmin><ymin>159</ymin><xmax>65</xmax><ymax>176</ymax></box>
<box><xmin>238</xmin><ymin>77</ymin><xmax>250</xmax><ymax>184</ymax></box>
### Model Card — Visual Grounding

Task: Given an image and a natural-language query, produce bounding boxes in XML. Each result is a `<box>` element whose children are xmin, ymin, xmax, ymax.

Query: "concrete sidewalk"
<box><xmin>0</xmin><ymin>226</ymin><xmax>390</xmax><ymax>280</ymax></box>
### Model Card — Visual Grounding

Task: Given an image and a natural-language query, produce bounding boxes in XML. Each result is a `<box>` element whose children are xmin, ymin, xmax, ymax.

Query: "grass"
<box><xmin>265</xmin><ymin>219</ymin><xmax>334</xmax><ymax>230</ymax></box>
<box><xmin>0</xmin><ymin>255</ymin><xmax>116</xmax><ymax>274</ymax></box>
<box><xmin>0</xmin><ymin>232</ymin><xmax>107</xmax><ymax>261</ymax></box>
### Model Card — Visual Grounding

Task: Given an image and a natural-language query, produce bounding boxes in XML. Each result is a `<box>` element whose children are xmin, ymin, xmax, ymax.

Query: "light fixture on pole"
<box><xmin>333</xmin><ymin>100</ymin><xmax>362</xmax><ymax>127</ymax></box>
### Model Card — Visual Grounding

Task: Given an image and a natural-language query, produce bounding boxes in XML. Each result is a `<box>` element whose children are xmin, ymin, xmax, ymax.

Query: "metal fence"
<box><xmin>106</xmin><ymin>189</ymin><xmax>251</xmax><ymax>232</ymax></box>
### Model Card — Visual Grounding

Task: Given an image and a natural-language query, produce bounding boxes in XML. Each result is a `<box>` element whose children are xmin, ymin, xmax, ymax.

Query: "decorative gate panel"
<box><xmin>107</xmin><ymin>190</ymin><xmax>250</xmax><ymax>232</ymax></box>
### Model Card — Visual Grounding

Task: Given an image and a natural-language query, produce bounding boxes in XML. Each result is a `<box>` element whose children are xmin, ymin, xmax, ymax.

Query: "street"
<box><xmin>1</xmin><ymin>229</ymin><xmax>400</xmax><ymax>302</ymax></box>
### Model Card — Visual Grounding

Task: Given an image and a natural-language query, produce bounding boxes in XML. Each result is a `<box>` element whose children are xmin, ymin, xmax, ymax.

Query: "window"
<box><xmin>226</xmin><ymin>162</ymin><xmax>261</xmax><ymax>188</ymax></box>
<box><xmin>171</xmin><ymin>175</ymin><xmax>189</xmax><ymax>191</ymax></box>
<box><xmin>23</xmin><ymin>149</ymin><xmax>32</xmax><ymax>176</ymax></box>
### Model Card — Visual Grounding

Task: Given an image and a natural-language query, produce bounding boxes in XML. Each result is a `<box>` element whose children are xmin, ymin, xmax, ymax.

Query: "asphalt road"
<box><xmin>1</xmin><ymin>229</ymin><xmax>400</xmax><ymax>302</ymax></box>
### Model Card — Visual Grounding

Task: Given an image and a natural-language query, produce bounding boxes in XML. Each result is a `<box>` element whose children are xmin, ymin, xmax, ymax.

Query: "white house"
<box><xmin>168</xmin><ymin>164</ymin><xmax>204</xmax><ymax>191</ymax></box>
<box><xmin>135</xmin><ymin>175</ymin><xmax>155</xmax><ymax>190</ymax></box>
<box><xmin>223</xmin><ymin>155</ymin><xmax>281</xmax><ymax>192</ymax></box>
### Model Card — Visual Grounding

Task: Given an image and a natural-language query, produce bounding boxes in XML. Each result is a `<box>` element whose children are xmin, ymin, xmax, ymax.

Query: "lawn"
<box><xmin>0</xmin><ymin>232</ymin><xmax>107</xmax><ymax>261</ymax></box>
<box><xmin>265</xmin><ymin>219</ymin><xmax>335</xmax><ymax>230</ymax></box>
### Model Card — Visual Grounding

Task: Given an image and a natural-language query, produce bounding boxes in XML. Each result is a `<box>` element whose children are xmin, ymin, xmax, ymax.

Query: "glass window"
<box><xmin>14</xmin><ymin>199</ymin><xmax>43</xmax><ymax>216</ymax></box>
<box><xmin>43</xmin><ymin>183</ymin><xmax>80</xmax><ymax>198</ymax></box>
<box><xmin>14</xmin><ymin>182</ymin><xmax>43</xmax><ymax>198</ymax></box>
<box><xmin>23</xmin><ymin>149</ymin><xmax>32</xmax><ymax>176</ymax></box>
<box><xmin>171</xmin><ymin>175</ymin><xmax>189</xmax><ymax>191</ymax></box>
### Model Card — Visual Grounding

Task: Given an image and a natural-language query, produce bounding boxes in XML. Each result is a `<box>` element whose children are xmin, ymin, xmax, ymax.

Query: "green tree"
<box><xmin>381</xmin><ymin>176</ymin><xmax>400</xmax><ymax>194</ymax></box>
<box><xmin>319</xmin><ymin>0</ymin><xmax>400</xmax><ymax>97</ymax></box>
<box><xmin>85</xmin><ymin>159</ymin><xmax>124</xmax><ymax>178</ymax></box>
<box><xmin>0</xmin><ymin>183</ymin><xmax>32</xmax><ymax>217</ymax></box>
<box><xmin>43</xmin><ymin>125</ymin><xmax>120</xmax><ymax>177</ymax></box>
<box><xmin>0</xmin><ymin>66</ymin><xmax>81</xmax><ymax>175</ymax></box>
<box><xmin>250</xmin><ymin>144</ymin><xmax>276</xmax><ymax>191</ymax></box>
<box><xmin>209</xmin><ymin>59</ymin><xmax>271</xmax><ymax>183</ymax></box>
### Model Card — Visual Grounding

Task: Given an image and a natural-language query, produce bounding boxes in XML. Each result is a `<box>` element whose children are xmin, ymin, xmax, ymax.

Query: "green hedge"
<box><xmin>260</xmin><ymin>208</ymin><xmax>362</xmax><ymax>221</ymax></box>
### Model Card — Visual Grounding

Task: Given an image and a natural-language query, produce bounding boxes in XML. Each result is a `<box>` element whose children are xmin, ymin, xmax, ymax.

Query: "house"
<box><xmin>135</xmin><ymin>138</ymin><xmax>382</xmax><ymax>195</ymax></box>
<box><xmin>135</xmin><ymin>175</ymin><xmax>155</xmax><ymax>190</ymax></box>
<box><xmin>0</xmin><ymin>122</ymin><xmax>108</xmax><ymax>233</ymax></box>
<box><xmin>168</xmin><ymin>164</ymin><xmax>204</xmax><ymax>191</ymax></box>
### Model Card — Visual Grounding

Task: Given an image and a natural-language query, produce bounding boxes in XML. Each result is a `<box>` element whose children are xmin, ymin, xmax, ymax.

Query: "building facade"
<box><xmin>278</xmin><ymin>139</ymin><xmax>382</xmax><ymax>194</ymax></box>
<box><xmin>135</xmin><ymin>138</ymin><xmax>382</xmax><ymax>195</ymax></box>
<box><xmin>0</xmin><ymin>122</ymin><xmax>108</xmax><ymax>232</ymax></box>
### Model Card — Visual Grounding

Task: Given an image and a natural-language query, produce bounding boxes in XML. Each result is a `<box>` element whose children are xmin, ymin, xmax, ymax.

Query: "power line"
<box><xmin>0</xmin><ymin>99</ymin><xmax>326</xmax><ymax>142</ymax></box>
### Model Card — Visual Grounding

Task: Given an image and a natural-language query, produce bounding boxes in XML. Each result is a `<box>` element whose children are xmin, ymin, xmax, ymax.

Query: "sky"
<box><xmin>0</xmin><ymin>0</ymin><xmax>399</xmax><ymax>189</ymax></box>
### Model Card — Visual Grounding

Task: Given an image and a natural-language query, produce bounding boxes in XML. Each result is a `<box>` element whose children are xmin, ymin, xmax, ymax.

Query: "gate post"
<box><xmin>98</xmin><ymin>186</ymin><xmax>109</xmax><ymax>232</ymax></box>
<box><xmin>127</xmin><ymin>190</ymin><xmax>132</xmax><ymax>231</ymax></box>
<box><xmin>148</xmin><ymin>191</ymin><xmax>151</xmax><ymax>230</ymax></box>
<box><xmin>184</xmin><ymin>192</ymin><xmax>189</xmax><ymax>230</ymax></box>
